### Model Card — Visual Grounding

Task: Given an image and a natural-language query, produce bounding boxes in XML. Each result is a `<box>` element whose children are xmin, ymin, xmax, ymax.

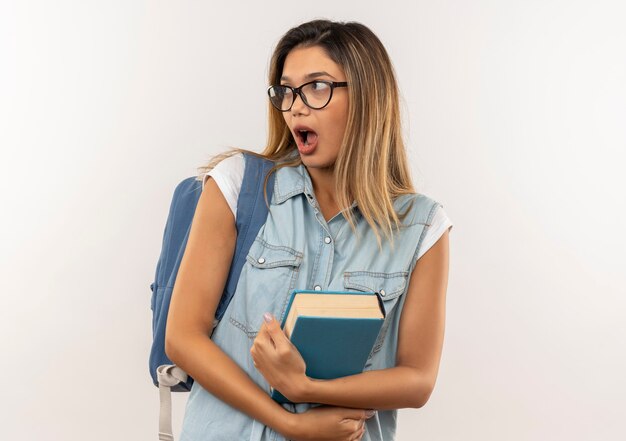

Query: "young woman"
<box><xmin>166</xmin><ymin>19</ymin><xmax>453</xmax><ymax>441</ymax></box>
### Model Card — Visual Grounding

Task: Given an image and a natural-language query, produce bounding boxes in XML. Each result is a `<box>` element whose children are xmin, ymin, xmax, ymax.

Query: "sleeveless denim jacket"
<box><xmin>180</xmin><ymin>163</ymin><xmax>442</xmax><ymax>441</ymax></box>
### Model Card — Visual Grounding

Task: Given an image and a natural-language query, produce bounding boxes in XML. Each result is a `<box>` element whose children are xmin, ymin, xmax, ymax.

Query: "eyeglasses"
<box><xmin>267</xmin><ymin>80</ymin><xmax>348</xmax><ymax>112</ymax></box>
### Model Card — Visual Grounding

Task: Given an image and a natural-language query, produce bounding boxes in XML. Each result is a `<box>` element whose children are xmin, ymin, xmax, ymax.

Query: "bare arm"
<box><xmin>165</xmin><ymin>178</ymin><xmax>290</xmax><ymax>429</ymax></box>
<box><xmin>165</xmin><ymin>178</ymin><xmax>370</xmax><ymax>441</ymax></box>
<box><xmin>253</xmin><ymin>228</ymin><xmax>450</xmax><ymax>410</ymax></box>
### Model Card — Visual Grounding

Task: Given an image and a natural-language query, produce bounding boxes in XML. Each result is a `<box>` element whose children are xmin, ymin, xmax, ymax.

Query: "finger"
<box><xmin>348</xmin><ymin>423</ymin><xmax>366</xmax><ymax>441</ymax></box>
<box><xmin>348</xmin><ymin>426</ymin><xmax>365</xmax><ymax>441</ymax></box>
<box><xmin>254</xmin><ymin>323</ymin><xmax>274</xmax><ymax>349</ymax></box>
<box><xmin>341</xmin><ymin>408</ymin><xmax>376</xmax><ymax>421</ymax></box>
<box><xmin>358</xmin><ymin>425</ymin><xmax>366</xmax><ymax>440</ymax></box>
<box><xmin>250</xmin><ymin>328</ymin><xmax>272</xmax><ymax>361</ymax></box>
<box><xmin>262</xmin><ymin>312</ymin><xmax>287</xmax><ymax>347</ymax></box>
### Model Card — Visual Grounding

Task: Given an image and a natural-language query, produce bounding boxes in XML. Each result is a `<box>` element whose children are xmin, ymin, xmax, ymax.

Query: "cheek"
<box><xmin>328</xmin><ymin>101</ymin><xmax>349</xmax><ymax>142</ymax></box>
<box><xmin>329</xmin><ymin>113</ymin><xmax>348</xmax><ymax>144</ymax></box>
<box><xmin>282</xmin><ymin>117</ymin><xmax>295</xmax><ymax>141</ymax></box>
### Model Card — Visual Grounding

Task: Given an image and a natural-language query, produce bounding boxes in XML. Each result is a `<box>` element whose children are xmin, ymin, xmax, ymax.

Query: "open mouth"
<box><xmin>296</xmin><ymin>129</ymin><xmax>318</xmax><ymax>146</ymax></box>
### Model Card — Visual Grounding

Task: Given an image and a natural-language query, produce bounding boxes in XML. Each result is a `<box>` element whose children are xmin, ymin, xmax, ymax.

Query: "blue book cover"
<box><xmin>270</xmin><ymin>290</ymin><xmax>385</xmax><ymax>404</ymax></box>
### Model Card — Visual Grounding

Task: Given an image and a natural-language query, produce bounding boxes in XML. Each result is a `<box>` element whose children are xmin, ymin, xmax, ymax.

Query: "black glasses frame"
<box><xmin>267</xmin><ymin>80</ymin><xmax>348</xmax><ymax>111</ymax></box>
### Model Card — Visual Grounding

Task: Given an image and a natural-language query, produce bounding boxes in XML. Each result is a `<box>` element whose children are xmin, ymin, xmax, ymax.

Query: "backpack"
<box><xmin>149</xmin><ymin>153</ymin><xmax>275</xmax><ymax>441</ymax></box>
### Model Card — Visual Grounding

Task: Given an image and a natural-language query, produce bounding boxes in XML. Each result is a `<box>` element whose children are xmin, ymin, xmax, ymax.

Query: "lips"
<box><xmin>293</xmin><ymin>125</ymin><xmax>319</xmax><ymax>155</ymax></box>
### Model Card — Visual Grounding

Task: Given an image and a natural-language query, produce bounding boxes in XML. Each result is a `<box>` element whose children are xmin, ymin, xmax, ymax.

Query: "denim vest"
<box><xmin>180</xmin><ymin>163</ymin><xmax>442</xmax><ymax>441</ymax></box>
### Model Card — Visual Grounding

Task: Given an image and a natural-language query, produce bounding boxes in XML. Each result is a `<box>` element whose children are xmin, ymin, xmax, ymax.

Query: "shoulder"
<box><xmin>202</xmin><ymin>153</ymin><xmax>245</xmax><ymax>216</ymax></box>
<box><xmin>202</xmin><ymin>153</ymin><xmax>245</xmax><ymax>190</ymax></box>
<box><xmin>417</xmin><ymin>204</ymin><xmax>453</xmax><ymax>259</ymax></box>
<box><xmin>394</xmin><ymin>193</ymin><xmax>453</xmax><ymax>262</ymax></box>
<box><xmin>394</xmin><ymin>193</ymin><xmax>443</xmax><ymax>226</ymax></box>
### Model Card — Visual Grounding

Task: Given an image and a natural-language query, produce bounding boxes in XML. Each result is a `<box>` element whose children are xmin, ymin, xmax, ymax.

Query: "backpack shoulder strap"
<box><xmin>215</xmin><ymin>152</ymin><xmax>276</xmax><ymax>320</ymax></box>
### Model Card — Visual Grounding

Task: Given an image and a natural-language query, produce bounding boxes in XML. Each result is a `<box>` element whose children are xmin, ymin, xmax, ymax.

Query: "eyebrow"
<box><xmin>280</xmin><ymin>71</ymin><xmax>337</xmax><ymax>82</ymax></box>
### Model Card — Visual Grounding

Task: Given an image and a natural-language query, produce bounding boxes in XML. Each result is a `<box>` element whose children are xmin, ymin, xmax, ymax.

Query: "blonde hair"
<box><xmin>199</xmin><ymin>19</ymin><xmax>415</xmax><ymax>247</ymax></box>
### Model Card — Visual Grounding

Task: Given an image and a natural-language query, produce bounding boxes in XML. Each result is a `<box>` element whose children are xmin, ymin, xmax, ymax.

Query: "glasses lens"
<box><xmin>268</xmin><ymin>86</ymin><xmax>293</xmax><ymax>111</ymax></box>
<box><xmin>301</xmin><ymin>81</ymin><xmax>332</xmax><ymax>109</ymax></box>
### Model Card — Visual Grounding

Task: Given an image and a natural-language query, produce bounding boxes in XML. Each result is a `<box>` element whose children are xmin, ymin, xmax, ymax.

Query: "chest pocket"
<box><xmin>228</xmin><ymin>238</ymin><xmax>303</xmax><ymax>338</ymax></box>
<box><xmin>343</xmin><ymin>270</ymin><xmax>408</xmax><ymax>354</ymax></box>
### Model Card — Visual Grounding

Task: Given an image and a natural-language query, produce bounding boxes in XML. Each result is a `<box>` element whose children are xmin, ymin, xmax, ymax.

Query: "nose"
<box><xmin>290</xmin><ymin>91</ymin><xmax>309</xmax><ymax>115</ymax></box>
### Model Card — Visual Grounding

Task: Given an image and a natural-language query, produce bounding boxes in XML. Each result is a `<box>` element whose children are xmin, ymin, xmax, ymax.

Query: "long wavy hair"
<box><xmin>199</xmin><ymin>19</ymin><xmax>415</xmax><ymax>247</ymax></box>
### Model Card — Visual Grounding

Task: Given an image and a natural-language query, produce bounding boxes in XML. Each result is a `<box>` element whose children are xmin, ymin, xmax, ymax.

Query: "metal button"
<box><xmin>324</xmin><ymin>236</ymin><xmax>332</xmax><ymax>244</ymax></box>
<box><xmin>314</xmin><ymin>285</ymin><xmax>322</xmax><ymax>291</ymax></box>
<box><xmin>379</xmin><ymin>289</ymin><xmax>386</xmax><ymax>297</ymax></box>
<box><xmin>257</xmin><ymin>257</ymin><xmax>266</xmax><ymax>264</ymax></box>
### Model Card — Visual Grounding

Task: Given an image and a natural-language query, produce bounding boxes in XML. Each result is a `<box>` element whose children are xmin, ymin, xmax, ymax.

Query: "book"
<box><xmin>270</xmin><ymin>290</ymin><xmax>385</xmax><ymax>404</ymax></box>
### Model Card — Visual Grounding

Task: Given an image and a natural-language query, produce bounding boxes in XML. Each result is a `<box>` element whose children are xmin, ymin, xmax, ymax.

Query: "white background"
<box><xmin>1</xmin><ymin>1</ymin><xmax>625</xmax><ymax>440</ymax></box>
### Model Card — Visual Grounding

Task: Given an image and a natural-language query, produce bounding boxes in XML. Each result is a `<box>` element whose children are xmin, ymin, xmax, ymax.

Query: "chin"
<box><xmin>299</xmin><ymin>154</ymin><xmax>336</xmax><ymax>171</ymax></box>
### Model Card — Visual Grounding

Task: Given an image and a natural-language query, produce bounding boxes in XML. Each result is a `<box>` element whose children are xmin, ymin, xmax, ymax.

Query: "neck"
<box><xmin>307</xmin><ymin>166</ymin><xmax>335</xmax><ymax>199</ymax></box>
<box><xmin>306</xmin><ymin>166</ymin><xmax>341</xmax><ymax>221</ymax></box>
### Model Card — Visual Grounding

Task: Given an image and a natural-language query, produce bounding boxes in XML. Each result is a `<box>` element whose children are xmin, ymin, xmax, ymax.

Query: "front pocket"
<box><xmin>344</xmin><ymin>270</ymin><xmax>408</xmax><ymax>354</ymax></box>
<box><xmin>246</xmin><ymin>240</ymin><xmax>303</xmax><ymax>269</ymax></box>
<box><xmin>229</xmin><ymin>239</ymin><xmax>303</xmax><ymax>338</ymax></box>
<box><xmin>344</xmin><ymin>271</ymin><xmax>407</xmax><ymax>314</ymax></box>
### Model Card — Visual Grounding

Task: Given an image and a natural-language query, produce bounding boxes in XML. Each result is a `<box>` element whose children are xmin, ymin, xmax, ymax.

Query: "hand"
<box><xmin>250</xmin><ymin>312</ymin><xmax>310</xmax><ymax>402</ymax></box>
<box><xmin>283</xmin><ymin>406</ymin><xmax>375</xmax><ymax>441</ymax></box>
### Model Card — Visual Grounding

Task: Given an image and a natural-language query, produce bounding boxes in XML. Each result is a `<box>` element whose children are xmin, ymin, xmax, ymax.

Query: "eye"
<box><xmin>272</xmin><ymin>86</ymin><xmax>292</xmax><ymax>98</ymax></box>
<box><xmin>311</xmin><ymin>81</ymin><xmax>330</xmax><ymax>91</ymax></box>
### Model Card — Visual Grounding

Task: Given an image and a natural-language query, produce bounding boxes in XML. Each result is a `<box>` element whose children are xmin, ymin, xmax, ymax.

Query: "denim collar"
<box><xmin>272</xmin><ymin>163</ymin><xmax>314</xmax><ymax>205</ymax></box>
<box><xmin>272</xmin><ymin>162</ymin><xmax>359</xmax><ymax>215</ymax></box>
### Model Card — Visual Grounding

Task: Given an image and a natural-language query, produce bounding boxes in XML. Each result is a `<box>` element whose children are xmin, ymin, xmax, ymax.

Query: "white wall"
<box><xmin>1</xmin><ymin>1</ymin><xmax>624</xmax><ymax>439</ymax></box>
